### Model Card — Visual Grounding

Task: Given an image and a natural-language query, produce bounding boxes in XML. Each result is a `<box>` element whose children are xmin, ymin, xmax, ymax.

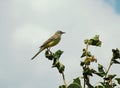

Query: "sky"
<box><xmin>0</xmin><ymin>0</ymin><xmax>120</xmax><ymax>88</ymax></box>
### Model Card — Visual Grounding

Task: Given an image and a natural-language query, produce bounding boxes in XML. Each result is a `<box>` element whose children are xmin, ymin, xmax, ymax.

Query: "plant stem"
<box><xmin>104</xmin><ymin>58</ymin><xmax>113</xmax><ymax>83</ymax></box>
<box><xmin>84</xmin><ymin>77</ymin><xmax>86</xmax><ymax>88</ymax></box>
<box><xmin>62</xmin><ymin>72</ymin><xmax>67</xmax><ymax>88</ymax></box>
<box><xmin>83</xmin><ymin>42</ymin><xmax>89</xmax><ymax>88</ymax></box>
<box><xmin>85</xmin><ymin>42</ymin><xmax>89</xmax><ymax>59</ymax></box>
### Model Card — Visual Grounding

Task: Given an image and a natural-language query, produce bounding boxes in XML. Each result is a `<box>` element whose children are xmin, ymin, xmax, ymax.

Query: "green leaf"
<box><xmin>112</xmin><ymin>83</ymin><xmax>117</xmax><ymax>87</ymax></box>
<box><xmin>58</xmin><ymin>63</ymin><xmax>65</xmax><ymax>73</ymax></box>
<box><xmin>73</xmin><ymin>77</ymin><xmax>82</xmax><ymax>87</ymax></box>
<box><xmin>52</xmin><ymin>50</ymin><xmax>63</xmax><ymax>67</ymax></box>
<box><xmin>81</xmin><ymin>49</ymin><xmax>92</xmax><ymax>58</ymax></box>
<box><xmin>59</xmin><ymin>85</ymin><xmax>66</xmax><ymax>88</ymax></box>
<box><xmin>104</xmin><ymin>74</ymin><xmax>116</xmax><ymax>83</ymax></box>
<box><xmin>84</xmin><ymin>76</ymin><xmax>94</xmax><ymax>88</ymax></box>
<box><xmin>45</xmin><ymin>50</ymin><xmax>53</xmax><ymax>60</ymax></box>
<box><xmin>87</xmin><ymin>84</ymin><xmax>94</xmax><ymax>88</ymax></box>
<box><xmin>52</xmin><ymin>59</ymin><xmax>59</xmax><ymax>67</ymax></box>
<box><xmin>84</xmin><ymin>39</ymin><xmax>89</xmax><ymax>45</ymax></box>
<box><xmin>91</xmin><ymin>35</ymin><xmax>102</xmax><ymax>47</ymax></box>
<box><xmin>92</xmin><ymin>64</ymin><xmax>106</xmax><ymax>77</ymax></box>
<box><xmin>49</xmin><ymin>50</ymin><xmax>65</xmax><ymax>73</ymax></box>
<box><xmin>68</xmin><ymin>83</ymin><xmax>81</xmax><ymax>88</ymax></box>
<box><xmin>112</xmin><ymin>48</ymin><xmax>120</xmax><ymax>59</ymax></box>
<box><xmin>80</xmin><ymin>61</ymin><xmax>85</xmax><ymax>66</ymax></box>
<box><xmin>52</xmin><ymin>62</ymin><xmax>65</xmax><ymax>73</ymax></box>
<box><xmin>94</xmin><ymin>72</ymin><xmax>106</xmax><ymax>77</ymax></box>
<box><xmin>98</xmin><ymin>64</ymin><xmax>105</xmax><ymax>75</ymax></box>
<box><xmin>83</xmin><ymin>67</ymin><xmax>93</xmax><ymax>76</ymax></box>
<box><xmin>84</xmin><ymin>58</ymin><xmax>91</xmax><ymax>65</ymax></box>
<box><xmin>95</xmin><ymin>85</ymin><xmax>104</xmax><ymax>88</ymax></box>
<box><xmin>115</xmin><ymin>78</ymin><xmax>120</xmax><ymax>84</ymax></box>
<box><xmin>67</xmin><ymin>77</ymin><xmax>82</xmax><ymax>88</ymax></box>
<box><xmin>84</xmin><ymin>35</ymin><xmax>102</xmax><ymax>47</ymax></box>
<box><xmin>54</xmin><ymin>50</ymin><xmax>63</xmax><ymax>59</ymax></box>
<box><xmin>95</xmin><ymin>64</ymin><xmax>106</xmax><ymax>77</ymax></box>
<box><xmin>108</xmin><ymin>74</ymin><xmax>116</xmax><ymax>79</ymax></box>
<box><xmin>112</xmin><ymin>59</ymin><xmax>120</xmax><ymax>64</ymax></box>
<box><xmin>100</xmin><ymin>82</ymin><xmax>111</xmax><ymax>88</ymax></box>
<box><xmin>81</xmin><ymin>49</ymin><xmax>86</xmax><ymax>58</ymax></box>
<box><xmin>100</xmin><ymin>82</ymin><xmax>116</xmax><ymax>88</ymax></box>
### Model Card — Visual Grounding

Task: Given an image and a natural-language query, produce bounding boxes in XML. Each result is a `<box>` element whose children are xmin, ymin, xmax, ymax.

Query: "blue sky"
<box><xmin>104</xmin><ymin>0</ymin><xmax>120</xmax><ymax>14</ymax></box>
<box><xmin>0</xmin><ymin>0</ymin><xmax>120</xmax><ymax>88</ymax></box>
<box><xmin>115</xmin><ymin>0</ymin><xmax>120</xmax><ymax>13</ymax></box>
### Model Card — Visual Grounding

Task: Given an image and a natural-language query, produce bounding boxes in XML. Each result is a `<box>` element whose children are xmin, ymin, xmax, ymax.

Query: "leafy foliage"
<box><xmin>68</xmin><ymin>77</ymin><xmax>82</xmax><ymax>88</ymax></box>
<box><xmin>59</xmin><ymin>85</ymin><xmax>66</xmax><ymax>88</ymax></box>
<box><xmin>80</xmin><ymin>35</ymin><xmax>119</xmax><ymax>88</ymax></box>
<box><xmin>115</xmin><ymin>78</ymin><xmax>120</xmax><ymax>84</ymax></box>
<box><xmin>39</xmin><ymin>35</ymin><xmax>120</xmax><ymax>88</ymax></box>
<box><xmin>112</xmin><ymin>48</ymin><xmax>120</xmax><ymax>64</ymax></box>
<box><xmin>84</xmin><ymin>35</ymin><xmax>102</xmax><ymax>47</ymax></box>
<box><xmin>45</xmin><ymin>49</ymin><xmax>65</xmax><ymax>73</ymax></box>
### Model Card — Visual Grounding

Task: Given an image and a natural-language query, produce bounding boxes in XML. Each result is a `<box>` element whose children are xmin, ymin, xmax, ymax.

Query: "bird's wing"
<box><xmin>40</xmin><ymin>35</ymin><xmax>57</xmax><ymax>48</ymax></box>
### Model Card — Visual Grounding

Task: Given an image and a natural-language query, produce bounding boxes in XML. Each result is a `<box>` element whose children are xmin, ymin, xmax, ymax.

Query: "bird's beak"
<box><xmin>62</xmin><ymin>31</ymin><xmax>65</xmax><ymax>34</ymax></box>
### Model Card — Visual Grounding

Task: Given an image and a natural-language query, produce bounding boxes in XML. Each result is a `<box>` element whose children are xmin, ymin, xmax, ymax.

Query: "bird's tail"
<box><xmin>31</xmin><ymin>48</ymin><xmax>44</xmax><ymax>60</ymax></box>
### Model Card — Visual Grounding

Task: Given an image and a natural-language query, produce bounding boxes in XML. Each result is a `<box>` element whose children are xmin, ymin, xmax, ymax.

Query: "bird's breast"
<box><xmin>47</xmin><ymin>37</ymin><xmax>61</xmax><ymax>47</ymax></box>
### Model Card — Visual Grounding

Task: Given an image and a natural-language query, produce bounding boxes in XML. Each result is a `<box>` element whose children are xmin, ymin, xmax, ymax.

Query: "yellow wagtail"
<box><xmin>31</xmin><ymin>30</ymin><xmax>65</xmax><ymax>60</ymax></box>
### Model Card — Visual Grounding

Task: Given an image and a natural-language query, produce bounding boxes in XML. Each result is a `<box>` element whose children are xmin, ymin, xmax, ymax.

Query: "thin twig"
<box><xmin>47</xmin><ymin>48</ymin><xmax>53</xmax><ymax>54</ymax></box>
<box><xmin>62</xmin><ymin>72</ymin><xmax>67</xmax><ymax>88</ymax></box>
<box><xmin>104</xmin><ymin>58</ymin><xmax>113</xmax><ymax>83</ymax></box>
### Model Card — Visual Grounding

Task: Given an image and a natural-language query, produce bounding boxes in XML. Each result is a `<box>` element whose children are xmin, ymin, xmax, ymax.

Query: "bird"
<box><xmin>31</xmin><ymin>30</ymin><xmax>65</xmax><ymax>60</ymax></box>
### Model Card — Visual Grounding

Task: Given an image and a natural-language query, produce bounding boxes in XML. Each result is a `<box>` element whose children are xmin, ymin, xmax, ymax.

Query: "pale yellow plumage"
<box><xmin>31</xmin><ymin>30</ymin><xmax>65</xmax><ymax>60</ymax></box>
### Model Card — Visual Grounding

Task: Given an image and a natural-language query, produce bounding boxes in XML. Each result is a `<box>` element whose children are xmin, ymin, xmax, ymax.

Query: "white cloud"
<box><xmin>12</xmin><ymin>24</ymin><xmax>50</xmax><ymax>46</ymax></box>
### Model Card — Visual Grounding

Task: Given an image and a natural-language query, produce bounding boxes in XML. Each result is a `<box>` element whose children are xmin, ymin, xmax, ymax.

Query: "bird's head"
<box><xmin>55</xmin><ymin>30</ymin><xmax>65</xmax><ymax>35</ymax></box>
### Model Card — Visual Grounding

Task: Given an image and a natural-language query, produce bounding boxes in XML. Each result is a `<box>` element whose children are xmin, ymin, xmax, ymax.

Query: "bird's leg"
<box><xmin>47</xmin><ymin>48</ymin><xmax>52</xmax><ymax>54</ymax></box>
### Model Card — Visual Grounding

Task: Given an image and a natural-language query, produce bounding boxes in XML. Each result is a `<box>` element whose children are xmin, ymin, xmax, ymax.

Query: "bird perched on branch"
<box><xmin>31</xmin><ymin>30</ymin><xmax>65</xmax><ymax>60</ymax></box>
